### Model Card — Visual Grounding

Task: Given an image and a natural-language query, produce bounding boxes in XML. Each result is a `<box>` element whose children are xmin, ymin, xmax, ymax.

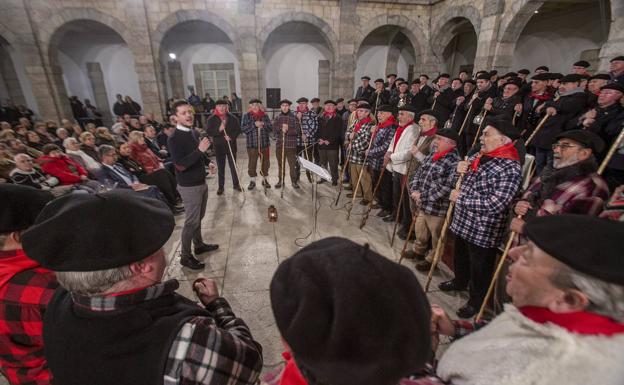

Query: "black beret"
<box><xmin>484</xmin><ymin>116</ymin><xmax>520</xmax><ymax>140</ymax></box>
<box><xmin>22</xmin><ymin>190</ymin><xmax>175</xmax><ymax>272</ymax></box>
<box><xmin>502</xmin><ymin>72</ymin><xmax>518</xmax><ymax>78</ymax></box>
<box><xmin>411</xmin><ymin>79</ymin><xmax>420</xmax><ymax>85</ymax></box>
<box><xmin>361</xmin><ymin>76</ymin><xmax>371</xmax><ymax>80</ymax></box>
<box><xmin>376</xmin><ymin>104</ymin><xmax>394</xmax><ymax>113</ymax></box>
<box><xmin>560</xmin><ymin>74</ymin><xmax>582</xmax><ymax>83</ymax></box>
<box><xmin>396</xmin><ymin>77</ymin><xmax>405</xmax><ymax>82</ymax></box>
<box><xmin>600</xmin><ymin>83</ymin><xmax>624</xmax><ymax>94</ymax></box>
<box><xmin>436</xmin><ymin>128</ymin><xmax>459</xmax><ymax>143</ymax></box>
<box><xmin>419</xmin><ymin>74</ymin><xmax>429</xmax><ymax>79</ymax></box>
<box><xmin>439</xmin><ymin>73</ymin><xmax>450</xmax><ymax>78</ymax></box>
<box><xmin>0</xmin><ymin>184</ymin><xmax>53</xmax><ymax>234</ymax></box>
<box><xmin>535</xmin><ymin>65</ymin><xmax>550</xmax><ymax>72</ymax></box>
<box><xmin>573</xmin><ymin>60</ymin><xmax>590</xmax><ymax>68</ymax></box>
<box><xmin>590</xmin><ymin>73</ymin><xmax>611</xmax><ymax>81</ymax></box>
<box><xmin>374</xmin><ymin>78</ymin><xmax>384</xmax><ymax>84</ymax></box>
<box><xmin>386</xmin><ymin>73</ymin><xmax>397</xmax><ymax>78</ymax></box>
<box><xmin>579</xmin><ymin>74</ymin><xmax>591</xmax><ymax>80</ymax></box>
<box><xmin>476</xmin><ymin>73</ymin><xmax>491</xmax><ymax>80</ymax></box>
<box><xmin>324</xmin><ymin>99</ymin><xmax>336</xmax><ymax>105</ymax></box>
<box><xmin>310</xmin><ymin>98</ymin><xmax>320</xmax><ymax>103</ymax></box>
<box><xmin>357</xmin><ymin>102</ymin><xmax>372</xmax><ymax>110</ymax></box>
<box><xmin>489</xmin><ymin>70</ymin><xmax>498</xmax><ymax>76</ymax></box>
<box><xmin>356</xmin><ymin>97</ymin><xmax>368</xmax><ymax>103</ymax></box>
<box><xmin>347</xmin><ymin>98</ymin><xmax>357</xmax><ymax>104</ymax></box>
<box><xmin>556</xmin><ymin>129</ymin><xmax>605</xmax><ymax>153</ymax></box>
<box><xmin>417</xmin><ymin>109</ymin><xmax>442</xmax><ymax>122</ymax></box>
<box><xmin>398</xmin><ymin>104</ymin><xmax>417</xmax><ymax>114</ymax></box>
<box><xmin>525</xmin><ymin>215</ymin><xmax>624</xmax><ymax>285</ymax></box>
<box><xmin>464</xmin><ymin>79</ymin><xmax>476</xmax><ymax>85</ymax></box>
<box><xmin>215</xmin><ymin>99</ymin><xmax>229</xmax><ymax>106</ymax></box>
<box><xmin>548</xmin><ymin>72</ymin><xmax>564</xmax><ymax>80</ymax></box>
<box><xmin>279</xmin><ymin>99</ymin><xmax>292</xmax><ymax>105</ymax></box>
<box><xmin>335</xmin><ymin>97</ymin><xmax>344</xmax><ymax>103</ymax></box>
<box><xmin>505</xmin><ymin>77</ymin><xmax>523</xmax><ymax>88</ymax></box>
<box><xmin>248</xmin><ymin>98</ymin><xmax>262</xmax><ymax>104</ymax></box>
<box><xmin>475</xmin><ymin>70</ymin><xmax>488</xmax><ymax>76</ymax></box>
<box><xmin>270</xmin><ymin>237</ymin><xmax>431</xmax><ymax>385</ymax></box>
<box><xmin>518</xmin><ymin>69</ymin><xmax>531</xmax><ymax>75</ymax></box>
<box><xmin>610</xmin><ymin>56</ymin><xmax>624</xmax><ymax>62</ymax></box>
<box><xmin>296</xmin><ymin>97</ymin><xmax>309</xmax><ymax>103</ymax></box>
<box><xmin>531</xmin><ymin>73</ymin><xmax>550</xmax><ymax>81</ymax></box>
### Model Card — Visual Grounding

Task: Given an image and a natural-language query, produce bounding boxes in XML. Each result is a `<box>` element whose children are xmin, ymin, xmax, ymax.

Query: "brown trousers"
<box><xmin>276</xmin><ymin>147</ymin><xmax>298</xmax><ymax>183</ymax></box>
<box><xmin>350</xmin><ymin>163</ymin><xmax>373</xmax><ymax>201</ymax></box>
<box><xmin>413</xmin><ymin>211</ymin><xmax>445</xmax><ymax>262</ymax></box>
<box><xmin>247</xmin><ymin>147</ymin><xmax>270</xmax><ymax>178</ymax></box>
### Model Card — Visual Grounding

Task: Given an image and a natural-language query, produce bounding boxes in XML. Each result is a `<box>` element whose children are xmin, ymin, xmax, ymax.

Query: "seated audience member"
<box><xmin>21</xmin><ymin>190</ymin><xmax>263</xmax><ymax>385</ymax></box>
<box><xmin>10</xmin><ymin>153</ymin><xmax>73</xmax><ymax>196</ymax></box>
<box><xmin>0</xmin><ymin>143</ymin><xmax>15</xmax><ymax>181</ymax></box>
<box><xmin>55</xmin><ymin>127</ymin><xmax>69</xmax><ymax>144</ymax></box>
<box><xmin>78</xmin><ymin>132</ymin><xmax>100</xmax><ymax>161</ymax></box>
<box><xmin>26</xmin><ymin>131</ymin><xmax>44</xmax><ymax>151</ymax></box>
<box><xmin>84</xmin><ymin>122</ymin><xmax>97</xmax><ymax>135</ymax></box>
<box><xmin>424</xmin><ymin>215</ymin><xmax>624</xmax><ymax>385</ymax></box>
<box><xmin>0</xmin><ymin>184</ymin><xmax>58</xmax><ymax>385</ymax></box>
<box><xmin>144</xmin><ymin>124</ymin><xmax>168</xmax><ymax>158</ymax></box>
<box><xmin>111</xmin><ymin>122</ymin><xmax>129</xmax><ymax>143</ymax></box>
<box><xmin>94</xmin><ymin>126</ymin><xmax>117</xmax><ymax>147</ymax></box>
<box><xmin>34</xmin><ymin>122</ymin><xmax>56</xmax><ymax>145</ymax></box>
<box><xmin>6</xmin><ymin>138</ymin><xmax>42</xmax><ymax>159</ymax></box>
<box><xmin>0</xmin><ymin>128</ymin><xmax>15</xmax><ymax>141</ymax></box>
<box><xmin>269</xmin><ymin>237</ymin><xmax>431</xmax><ymax>385</ymax></box>
<box><xmin>36</xmin><ymin>144</ymin><xmax>100</xmax><ymax>192</ymax></box>
<box><xmin>63</xmin><ymin>137</ymin><xmax>101</xmax><ymax>175</ymax></box>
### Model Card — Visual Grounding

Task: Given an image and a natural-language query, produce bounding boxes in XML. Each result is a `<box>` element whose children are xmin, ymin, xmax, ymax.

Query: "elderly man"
<box><xmin>346</xmin><ymin>102</ymin><xmax>375</xmax><ymax>205</ymax></box>
<box><xmin>462</xmin><ymin>73</ymin><xmax>498</xmax><ymax>154</ymax></box>
<box><xmin>316</xmin><ymin>100</ymin><xmax>343</xmax><ymax>185</ymax></box>
<box><xmin>355</xmin><ymin>76</ymin><xmax>375</xmax><ymax>100</ymax></box>
<box><xmin>0</xmin><ymin>184</ymin><xmax>57</xmax><ymax>385</ymax></box>
<box><xmin>512</xmin><ymin>130</ymin><xmax>609</xmax><ymax>235</ymax></box>
<box><xmin>241</xmin><ymin>99</ymin><xmax>272</xmax><ymax>190</ymax></box>
<box><xmin>425</xmin><ymin>215</ymin><xmax>624</xmax><ymax>385</ymax></box>
<box><xmin>483</xmin><ymin>77</ymin><xmax>523</xmax><ymax>121</ymax></box>
<box><xmin>273</xmin><ymin>99</ymin><xmax>301</xmax><ymax>189</ymax></box>
<box><xmin>367</xmin><ymin>105</ymin><xmax>397</xmax><ymax>217</ymax></box>
<box><xmin>440</xmin><ymin>116</ymin><xmax>522</xmax><ymax>318</ymax></box>
<box><xmin>269</xmin><ymin>237</ymin><xmax>431</xmax><ymax>385</ymax></box>
<box><xmin>609</xmin><ymin>55</ymin><xmax>624</xmax><ymax>85</ymax></box>
<box><xmin>21</xmin><ymin>190</ymin><xmax>263</xmax><ymax>385</ymax></box>
<box><xmin>407</xmin><ymin>129</ymin><xmax>461</xmax><ymax>271</ymax></box>
<box><xmin>205</xmin><ymin>99</ymin><xmax>242</xmax><ymax>195</ymax></box>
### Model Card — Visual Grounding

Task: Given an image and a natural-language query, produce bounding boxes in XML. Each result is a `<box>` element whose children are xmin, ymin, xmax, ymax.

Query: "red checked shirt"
<box><xmin>0</xmin><ymin>249</ymin><xmax>58</xmax><ymax>385</ymax></box>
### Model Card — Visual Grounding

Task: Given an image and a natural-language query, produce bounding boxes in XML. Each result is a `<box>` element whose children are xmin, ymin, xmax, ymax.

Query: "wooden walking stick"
<box><xmin>280</xmin><ymin>129</ymin><xmax>286</xmax><ymax>198</ymax></box>
<box><xmin>257</xmin><ymin>124</ymin><xmax>268</xmax><ymax>196</ymax></box>
<box><xmin>359</xmin><ymin>166</ymin><xmax>386</xmax><ymax>229</ymax></box>
<box><xmin>334</xmin><ymin>143</ymin><xmax>353</xmax><ymax>206</ymax></box>
<box><xmin>347</xmin><ymin>130</ymin><xmax>376</xmax><ymax>220</ymax></box>
<box><xmin>457</xmin><ymin>103</ymin><xmax>474</xmax><ymax>137</ymax></box>
<box><xmin>470</xmin><ymin>111</ymin><xmax>488</xmax><ymax>149</ymax></box>
<box><xmin>398</xmin><ymin>210</ymin><xmax>418</xmax><ymax>265</ymax></box>
<box><xmin>424</xmin><ymin>157</ymin><xmax>468</xmax><ymax>292</ymax></box>
<box><xmin>221</xmin><ymin>120</ymin><xmax>245</xmax><ymax>200</ymax></box>
<box><xmin>390</xmin><ymin>158</ymin><xmax>415</xmax><ymax>246</ymax></box>
<box><xmin>525</xmin><ymin>114</ymin><xmax>550</xmax><ymax>146</ymax></box>
<box><xmin>598</xmin><ymin>124</ymin><xmax>624</xmax><ymax>175</ymax></box>
<box><xmin>476</xmin><ymin>215</ymin><xmax>522</xmax><ymax>321</ymax></box>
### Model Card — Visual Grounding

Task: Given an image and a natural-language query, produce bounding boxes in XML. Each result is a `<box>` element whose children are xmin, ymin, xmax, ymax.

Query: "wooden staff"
<box><xmin>257</xmin><ymin>124</ymin><xmax>268</xmax><ymax>195</ymax></box>
<box><xmin>359</xmin><ymin>165</ymin><xmax>386</xmax><ymax>229</ymax></box>
<box><xmin>512</xmin><ymin>111</ymin><xmax>519</xmax><ymax>127</ymax></box>
<box><xmin>334</xmin><ymin>141</ymin><xmax>353</xmax><ymax>206</ymax></box>
<box><xmin>280</xmin><ymin>129</ymin><xmax>286</xmax><ymax>198</ymax></box>
<box><xmin>598</xmin><ymin>124</ymin><xmax>624</xmax><ymax>175</ymax></box>
<box><xmin>470</xmin><ymin>111</ymin><xmax>488</xmax><ymax>149</ymax></box>
<box><xmin>398</xmin><ymin>210</ymin><xmax>418</xmax><ymax>264</ymax></box>
<box><xmin>347</xmin><ymin>130</ymin><xmax>376</xmax><ymax>220</ymax></box>
<box><xmin>476</xmin><ymin>215</ymin><xmax>522</xmax><ymax>321</ymax></box>
<box><xmin>390</xmin><ymin>158</ymin><xmax>415</xmax><ymax>246</ymax></box>
<box><xmin>457</xmin><ymin>103</ymin><xmax>474</xmax><ymax>136</ymax></box>
<box><xmin>525</xmin><ymin>114</ymin><xmax>550</xmax><ymax>146</ymax></box>
<box><xmin>221</xmin><ymin>120</ymin><xmax>245</xmax><ymax>199</ymax></box>
<box><xmin>424</xmin><ymin>157</ymin><xmax>468</xmax><ymax>292</ymax></box>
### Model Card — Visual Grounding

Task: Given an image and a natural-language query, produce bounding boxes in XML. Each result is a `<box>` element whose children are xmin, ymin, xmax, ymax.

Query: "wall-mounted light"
<box><xmin>534</xmin><ymin>10</ymin><xmax>539</xmax><ymax>14</ymax></box>
<box><xmin>268</xmin><ymin>205</ymin><xmax>278</xmax><ymax>222</ymax></box>
<box><xmin>168</xmin><ymin>52</ymin><xmax>177</xmax><ymax>60</ymax></box>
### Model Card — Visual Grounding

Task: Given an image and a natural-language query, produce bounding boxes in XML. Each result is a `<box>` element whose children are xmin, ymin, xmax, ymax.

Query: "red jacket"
<box><xmin>130</xmin><ymin>142</ymin><xmax>162</xmax><ymax>174</ymax></box>
<box><xmin>37</xmin><ymin>154</ymin><xmax>87</xmax><ymax>185</ymax></box>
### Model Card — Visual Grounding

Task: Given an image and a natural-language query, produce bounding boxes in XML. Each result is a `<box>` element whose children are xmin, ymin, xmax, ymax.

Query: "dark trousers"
<box><xmin>453</xmin><ymin>235</ymin><xmax>498</xmax><ymax>307</ymax></box>
<box><xmin>392</xmin><ymin>171</ymin><xmax>411</xmax><ymax>230</ymax></box>
<box><xmin>373</xmin><ymin>168</ymin><xmax>393</xmax><ymax>210</ymax></box>
<box><xmin>534</xmin><ymin>147</ymin><xmax>552</xmax><ymax>177</ymax></box>
<box><xmin>318</xmin><ymin>148</ymin><xmax>339</xmax><ymax>183</ymax></box>
<box><xmin>139</xmin><ymin>168</ymin><xmax>178</xmax><ymax>206</ymax></box>
<box><xmin>604</xmin><ymin>168</ymin><xmax>624</xmax><ymax>192</ymax></box>
<box><xmin>276</xmin><ymin>147</ymin><xmax>298</xmax><ymax>183</ymax></box>
<box><xmin>215</xmin><ymin>142</ymin><xmax>239</xmax><ymax>188</ymax></box>
<box><xmin>340</xmin><ymin>145</ymin><xmax>350</xmax><ymax>183</ymax></box>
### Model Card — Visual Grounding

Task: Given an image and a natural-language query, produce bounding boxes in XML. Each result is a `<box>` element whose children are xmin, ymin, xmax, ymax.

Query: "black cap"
<box><xmin>419</xmin><ymin>74</ymin><xmax>429</xmax><ymax>79</ymax></box>
<box><xmin>560</xmin><ymin>74</ymin><xmax>583</xmax><ymax>83</ymax></box>
<box><xmin>531</xmin><ymin>73</ymin><xmax>550</xmax><ymax>81</ymax></box>
<box><xmin>439</xmin><ymin>73</ymin><xmax>450</xmax><ymax>78</ymax></box>
<box><xmin>361</xmin><ymin>76</ymin><xmax>371</xmax><ymax>80</ymax></box>
<box><xmin>376</xmin><ymin>104</ymin><xmax>394</xmax><ymax>113</ymax></box>
<box><xmin>484</xmin><ymin>116</ymin><xmax>520</xmax><ymax>140</ymax></box>
<box><xmin>573</xmin><ymin>60</ymin><xmax>590</xmax><ymax>68</ymax></box>
<box><xmin>0</xmin><ymin>184</ymin><xmax>53</xmax><ymax>234</ymax></box>
<box><xmin>505</xmin><ymin>77</ymin><xmax>523</xmax><ymax>88</ymax></box>
<box><xmin>464</xmin><ymin>79</ymin><xmax>476</xmax><ymax>85</ymax></box>
<box><xmin>279</xmin><ymin>99</ymin><xmax>292</xmax><ymax>106</ymax></box>
<box><xmin>417</xmin><ymin>109</ymin><xmax>442</xmax><ymax>123</ymax></box>
<box><xmin>436</xmin><ymin>128</ymin><xmax>459</xmax><ymax>143</ymax></box>
<box><xmin>335</xmin><ymin>97</ymin><xmax>344</xmax><ymax>103</ymax></box>
<box><xmin>476</xmin><ymin>73</ymin><xmax>490</xmax><ymax>81</ymax></box>
<box><xmin>556</xmin><ymin>129</ymin><xmax>605</xmax><ymax>153</ymax></box>
<box><xmin>535</xmin><ymin>65</ymin><xmax>550</xmax><ymax>72</ymax></box>
<box><xmin>357</xmin><ymin>102</ymin><xmax>372</xmax><ymax>110</ymax></box>
<box><xmin>347</xmin><ymin>98</ymin><xmax>357</xmax><ymax>104</ymax></box>
<box><xmin>489</xmin><ymin>70</ymin><xmax>498</xmax><ymax>76</ymax></box>
<box><xmin>396</xmin><ymin>77</ymin><xmax>405</xmax><ymax>82</ymax></box>
<box><xmin>502</xmin><ymin>72</ymin><xmax>518</xmax><ymax>78</ymax></box>
<box><xmin>296</xmin><ymin>97</ymin><xmax>309</xmax><ymax>103</ymax></box>
<box><xmin>579</xmin><ymin>74</ymin><xmax>591</xmax><ymax>80</ymax></box>
<box><xmin>518</xmin><ymin>69</ymin><xmax>530</xmax><ymax>75</ymax></box>
<box><xmin>22</xmin><ymin>190</ymin><xmax>175</xmax><ymax>272</ymax></box>
<box><xmin>411</xmin><ymin>79</ymin><xmax>420</xmax><ymax>85</ymax></box>
<box><xmin>215</xmin><ymin>99</ymin><xmax>229</xmax><ymax>106</ymax></box>
<box><xmin>549</xmin><ymin>72</ymin><xmax>564</xmax><ymax>80</ymax></box>
<box><xmin>600</xmin><ymin>83</ymin><xmax>624</xmax><ymax>94</ymax></box>
<box><xmin>248</xmin><ymin>98</ymin><xmax>262</xmax><ymax>104</ymax></box>
<box><xmin>374</xmin><ymin>78</ymin><xmax>384</xmax><ymax>84</ymax></box>
<box><xmin>610</xmin><ymin>56</ymin><xmax>624</xmax><ymax>62</ymax></box>
<box><xmin>525</xmin><ymin>215</ymin><xmax>624</xmax><ymax>285</ymax></box>
<box><xmin>310</xmin><ymin>98</ymin><xmax>320</xmax><ymax>103</ymax></box>
<box><xmin>590</xmin><ymin>73</ymin><xmax>611</xmax><ymax>81</ymax></box>
<box><xmin>386</xmin><ymin>73</ymin><xmax>397</xmax><ymax>78</ymax></box>
<box><xmin>270</xmin><ymin>237</ymin><xmax>431</xmax><ymax>385</ymax></box>
<box><xmin>398</xmin><ymin>105</ymin><xmax>417</xmax><ymax>114</ymax></box>
<box><xmin>324</xmin><ymin>99</ymin><xmax>336</xmax><ymax>105</ymax></box>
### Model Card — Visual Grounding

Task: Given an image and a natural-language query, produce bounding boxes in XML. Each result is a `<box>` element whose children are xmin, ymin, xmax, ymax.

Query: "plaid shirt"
<box><xmin>368</xmin><ymin>124</ymin><xmax>397</xmax><ymax>170</ymax></box>
<box><xmin>410</xmin><ymin>150</ymin><xmax>461</xmax><ymax>217</ymax></box>
<box><xmin>0</xmin><ymin>249</ymin><xmax>57</xmax><ymax>385</ymax></box>
<box><xmin>298</xmin><ymin>111</ymin><xmax>318</xmax><ymax>146</ymax></box>
<box><xmin>70</xmin><ymin>279</ymin><xmax>262</xmax><ymax>385</ymax></box>
<box><xmin>241</xmin><ymin>112</ymin><xmax>273</xmax><ymax>149</ymax></box>
<box><xmin>273</xmin><ymin>112</ymin><xmax>301</xmax><ymax>149</ymax></box>
<box><xmin>348</xmin><ymin>120</ymin><xmax>375</xmax><ymax>165</ymax></box>
<box><xmin>451</xmin><ymin>155</ymin><xmax>522</xmax><ymax>248</ymax></box>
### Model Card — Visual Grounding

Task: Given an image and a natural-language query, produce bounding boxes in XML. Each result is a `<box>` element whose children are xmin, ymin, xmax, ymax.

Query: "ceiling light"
<box><xmin>168</xmin><ymin>53</ymin><xmax>176</xmax><ymax>60</ymax></box>
<box><xmin>534</xmin><ymin>10</ymin><xmax>539</xmax><ymax>14</ymax></box>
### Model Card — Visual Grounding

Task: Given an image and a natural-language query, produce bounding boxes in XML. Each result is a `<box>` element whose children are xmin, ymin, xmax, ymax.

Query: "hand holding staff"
<box><xmin>280</xmin><ymin>128</ymin><xmax>286</xmax><ymax>198</ymax></box>
<box><xmin>221</xmin><ymin>119</ymin><xmax>245</xmax><ymax>200</ymax></box>
<box><xmin>457</xmin><ymin>103</ymin><xmax>474</xmax><ymax>136</ymax></box>
<box><xmin>470</xmin><ymin>111</ymin><xmax>488</xmax><ymax>149</ymax></box>
<box><xmin>598</xmin><ymin>123</ymin><xmax>624</xmax><ymax>175</ymax></box>
<box><xmin>525</xmin><ymin>114</ymin><xmax>550</xmax><ymax>146</ymax></box>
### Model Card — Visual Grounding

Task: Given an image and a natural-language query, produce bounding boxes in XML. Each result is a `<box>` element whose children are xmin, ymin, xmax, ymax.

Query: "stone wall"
<box><xmin>0</xmin><ymin>0</ymin><xmax>621</xmax><ymax>122</ymax></box>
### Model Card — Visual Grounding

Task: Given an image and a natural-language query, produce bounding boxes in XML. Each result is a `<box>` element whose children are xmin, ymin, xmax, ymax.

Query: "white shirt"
<box><xmin>176</xmin><ymin>124</ymin><xmax>191</xmax><ymax>132</ymax></box>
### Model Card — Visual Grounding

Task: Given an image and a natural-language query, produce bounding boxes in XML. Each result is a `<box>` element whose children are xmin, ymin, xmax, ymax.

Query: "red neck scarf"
<box><xmin>296</xmin><ymin>105</ymin><xmax>309</xmax><ymax>113</ymax></box>
<box><xmin>0</xmin><ymin>249</ymin><xmax>44</xmax><ymax>289</ymax></box>
<box><xmin>421</xmin><ymin>126</ymin><xmax>437</xmax><ymax>137</ymax></box>
<box><xmin>520</xmin><ymin>306</ymin><xmax>624</xmax><ymax>336</ymax></box>
<box><xmin>393</xmin><ymin>120</ymin><xmax>414</xmax><ymax>151</ymax></box>
<box><xmin>249</xmin><ymin>109</ymin><xmax>266</xmax><ymax>120</ymax></box>
<box><xmin>279</xmin><ymin>351</ymin><xmax>308</xmax><ymax>385</ymax></box>
<box><xmin>214</xmin><ymin>108</ymin><xmax>228</xmax><ymax>120</ymax></box>
<box><xmin>470</xmin><ymin>142</ymin><xmax>519</xmax><ymax>171</ymax></box>
<box><xmin>353</xmin><ymin>116</ymin><xmax>372</xmax><ymax>133</ymax></box>
<box><xmin>529</xmin><ymin>91</ymin><xmax>552</xmax><ymax>101</ymax></box>
<box><xmin>322</xmin><ymin>109</ymin><xmax>337</xmax><ymax>119</ymax></box>
<box><xmin>432</xmin><ymin>146</ymin><xmax>456</xmax><ymax>161</ymax></box>
<box><xmin>377</xmin><ymin>115</ymin><xmax>396</xmax><ymax>129</ymax></box>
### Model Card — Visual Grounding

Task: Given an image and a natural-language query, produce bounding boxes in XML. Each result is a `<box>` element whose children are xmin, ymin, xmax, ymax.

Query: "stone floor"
<box><xmin>1</xmin><ymin>139</ymin><xmax>467</xmax><ymax>384</ymax></box>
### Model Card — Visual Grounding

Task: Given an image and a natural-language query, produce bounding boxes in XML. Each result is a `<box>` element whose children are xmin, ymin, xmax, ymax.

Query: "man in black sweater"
<box><xmin>168</xmin><ymin>100</ymin><xmax>218</xmax><ymax>270</ymax></box>
<box><xmin>205</xmin><ymin>100</ymin><xmax>242</xmax><ymax>195</ymax></box>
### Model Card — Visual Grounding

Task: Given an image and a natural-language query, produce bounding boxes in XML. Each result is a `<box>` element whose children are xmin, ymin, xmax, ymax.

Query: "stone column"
<box><xmin>598</xmin><ymin>0</ymin><xmax>624</xmax><ymax>71</ymax></box>
<box><xmin>0</xmin><ymin>46</ymin><xmax>26</xmax><ymax>107</ymax></box>
<box><xmin>237</xmin><ymin>0</ymin><xmax>261</xmax><ymax>105</ymax></box>
<box><xmin>86</xmin><ymin>62</ymin><xmax>113</xmax><ymax>126</ymax></box>
<box><xmin>474</xmin><ymin>0</ymin><xmax>505</xmax><ymax>71</ymax></box>
<box><xmin>318</xmin><ymin>60</ymin><xmax>330</xmax><ymax>101</ymax></box>
<box><xmin>48</xmin><ymin>62</ymin><xmax>74</xmax><ymax>120</ymax></box>
<box><xmin>167</xmin><ymin>60</ymin><xmax>185</xmax><ymax>99</ymax></box>
<box><xmin>335</xmin><ymin>0</ymin><xmax>358</xmax><ymax>99</ymax></box>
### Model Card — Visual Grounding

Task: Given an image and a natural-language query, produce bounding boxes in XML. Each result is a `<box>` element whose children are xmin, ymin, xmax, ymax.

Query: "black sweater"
<box><xmin>317</xmin><ymin>115</ymin><xmax>343</xmax><ymax>150</ymax></box>
<box><xmin>168</xmin><ymin>128</ymin><xmax>206</xmax><ymax>187</ymax></box>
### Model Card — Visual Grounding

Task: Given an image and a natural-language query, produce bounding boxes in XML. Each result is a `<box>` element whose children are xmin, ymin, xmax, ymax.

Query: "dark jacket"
<box><xmin>204</xmin><ymin>113</ymin><xmax>241</xmax><ymax>153</ymax></box>
<box><xmin>355</xmin><ymin>85</ymin><xmax>375</xmax><ymax>100</ymax></box>
<box><xmin>533</xmin><ymin>90</ymin><xmax>588</xmax><ymax>149</ymax></box>
<box><xmin>585</xmin><ymin>104</ymin><xmax>624</xmax><ymax>171</ymax></box>
<box><xmin>465</xmin><ymin>85</ymin><xmax>498</xmax><ymax>135</ymax></box>
<box><xmin>317</xmin><ymin>114</ymin><xmax>343</xmax><ymax>150</ymax></box>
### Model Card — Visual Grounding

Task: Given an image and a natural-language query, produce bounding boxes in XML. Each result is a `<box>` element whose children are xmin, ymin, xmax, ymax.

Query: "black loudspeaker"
<box><xmin>266</xmin><ymin>88</ymin><xmax>281</xmax><ymax>109</ymax></box>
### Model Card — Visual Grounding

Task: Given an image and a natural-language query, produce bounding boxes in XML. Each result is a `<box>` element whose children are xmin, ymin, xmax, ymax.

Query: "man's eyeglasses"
<box><xmin>552</xmin><ymin>143</ymin><xmax>581</xmax><ymax>150</ymax></box>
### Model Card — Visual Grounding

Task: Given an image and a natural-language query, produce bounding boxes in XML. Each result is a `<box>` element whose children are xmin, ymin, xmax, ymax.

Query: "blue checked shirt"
<box><xmin>450</xmin><ymin>155</ymin><xmax>522</xmax><ymax>248</ymax></box>
<box><xmin>348</xmin><ymin>120</ymin><xmax>375</xmax><ymax>165</ymax></box>
<box><xmin>410</xmin><ymin>149</ymin><xmax>461</xmax><ymax>217</ymax></box>
<box><xmin>298</xmin><ymin>110</ymin><xmax>318</xmax><ymax>146</ymax></box>
<box><xmin>241</xmin><ymin>113</ymin><xmax>273</xmax><ymax>149</ymax></box>
<box><xmin>368</xmin><ymin>124</ymin><xmax>397</xmax><ymax>171</ymax></box>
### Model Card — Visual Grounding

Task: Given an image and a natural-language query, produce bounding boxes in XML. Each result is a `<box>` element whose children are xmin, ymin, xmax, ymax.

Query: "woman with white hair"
<box><xmin>64</xmin><ymin>136</ymin><xmax>101</xmax><ymax>175</ymax></box>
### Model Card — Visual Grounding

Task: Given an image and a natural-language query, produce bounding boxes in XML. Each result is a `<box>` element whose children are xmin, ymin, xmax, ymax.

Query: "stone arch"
<box><xmin>0</xmin><ymin>20</ymin><xmax>18</xmax><ymax>48</ymax></box>
<box><xmin>430</xmin><ymin>5</ymin><xmax>481</xmax><ymax>60</ymax></box>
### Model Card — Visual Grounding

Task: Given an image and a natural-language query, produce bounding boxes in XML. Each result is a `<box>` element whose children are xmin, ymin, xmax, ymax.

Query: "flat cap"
<box><xmin>417</xmin><ymin>109</ymin><xmax>442</xmax><ymax>123</ymax></box>
<box><xmin>279</xmin><ymin>99</ymin><xmax>292</xmax><ymax>105</ymax></box>
<box><xmin>436</xmin><ymin>128</ymin><xmax>459</xmax><ymax>143</ymax></box>
<box><xmin>0</xmin><ymin>184</ymin><xmax>53</xmax><ymax>234</ymax></box>
<box><xmin>398</xmin><ymin>104</ymin><xmax>417</xmax><ymax>114</ymax></box>
<box><xmin>357</xmin><ymin>102</ymin><xmax>372</xmax><ymax>110</ymax></box>
<box><xmin>324</xmin><ymin>99</ymin><xmax>336</xmax><ymax>105</ymax></box>
<box><xmin>502</xmin><ymin>72</ymin><xmax>518</xmax><ymax>78</ymax></box>
<box><xmin>525</xmin><ymin>215</ymin><xmax>624</xmax><ymax>285</ymax></box>
<box><xmin>439</xmin><ymin>73</ymin><xmax>450</xmax><ymax>78</ymax></box>
<box><xmin>600</xmin><ymin>83</ymin><xmax>624</xmax><ymax>94</ymax></box>
<box><xmin>376</xmin><ymin>104</ymin><xmax>394</xmax><ymax>113</ymax></box>
<box><xmin>590</xmin><ymin>73</ymin><xmax>611</xmax><ymax>81</ymax></box>
<box><xmin>476</xmin><ymin>73</ymin><xmax>491</xmax><ymax>81</ymax></box>
<box><xmin>559</xmin><ymin>74</ymin><xmax>583</xmax><ymax>83</ymax></box>
<box><xmin>485</xmin><ymin>115</ymin><xmax>520</xmax><ymax>140</ymax></box>
<box><xmin>505</xmin><ymin>77</ymin><xmax>523</xmax><ymax>88</ymax></box>
<box><xmin>531</xmin><ymin>73</ymin><xmax>551</xmax><ymax>81</ymax></box>
<box><xmin>610</xmin><ymin>56</ymin><xmax>624</xmax><ymax>62</ymax></box>
<box><xmin>535</xmin><ymin>65</ymin><xmax>550</xmax><ymax>72</ymax></box>
<box><xmin>22</xmin><ymin>190</ymin><xmax>175</xmax><ymax>272</ymax></box>
<box><xmin>214</xmin><ymin>99</ymin><xmax>229</xmax><ymax>106</ymax></box>
<box><xmin>296</xmin><ymin>97</ymin><xmax>309</xmax><ymax>103</ymax></box>
<box><xmin>270</xmin><ymin>237</ymin><xmax>431</xmax><ymax>385</ymax></box>
<box><xmin>361</xmin><ymin>76</ymin><xmax>371</xmax><ymax>80</ymax></box>
<box><xmin>556</xmin><ymin>129</ymin><xmax>605</xmax><ymax>153</ymax></box>
<box><xmin>386</xmin><ymin>73</ymin><xmax>397</xmax><ymax>78</ymax></box>
<box><xmin>310</xmin><ymin>98</ymin><xmax>320</xmax><ymax>103</ymax></box>
<box><xmin>517</xmin><ymin>69</ymin><xmax>531</xmax><ymax>75</ymax></box>
<box><xmin>374</xmin><ymin>78</ymin><xmax>385</xmax><ymax>84</ymax></box>
<box><xmin>573</xmin><ymin>60</ymin><xmax>590</xmax><ymax>68</ymax></box>
<box><xmin>248</xmin><ymin>98</ymin><xmax>262</xmax><ymax>104</ymax></box>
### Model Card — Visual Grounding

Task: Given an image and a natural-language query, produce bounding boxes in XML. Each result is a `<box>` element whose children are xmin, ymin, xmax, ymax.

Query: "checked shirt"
<box><xmin>410</xmin><ymin>150</ymin><xmax>461</xmax><ymax>217</ymax></box>
<box><xmin>273</xmin><ymin>112</ymin><xmax>301</xmax><ymax>149</ymax></box>
<box><xmin>241</xmin><ymin>113</ymin><xmax>273</xmax><ymax>149</ymax></box>
<box><xmin>348</xmin><ymin>120</ymin><xmax>375</xmax><ymax>165</ymax></box>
